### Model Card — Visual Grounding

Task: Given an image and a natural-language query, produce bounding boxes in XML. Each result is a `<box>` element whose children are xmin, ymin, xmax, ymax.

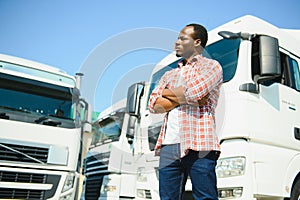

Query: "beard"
<box><xmin>175</xmin><ymin>51</ymin><xmax>182</xmax><ymax>57</ymax></box>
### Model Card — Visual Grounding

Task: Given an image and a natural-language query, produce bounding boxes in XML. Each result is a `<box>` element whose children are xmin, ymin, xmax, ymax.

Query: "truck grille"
<box><xmin>85</xmin><ymin>175</ymin><xmax>103</xmax><ymax>200</ymax></box>
<box><xmin>0</xmin><ymin>170</ymin><xmax>60</xmax><ymax>199</ymax></box>
<box><xmin>0</xmin><ymin>142</ymin><xmax>48</xmax><ymax>163</ymax></box>
<box><xmin>0</xmin><ymin>188</ymin><xmax>44</xmax><ymax>199</ymax></box>
<box><xmin>0</xmin><ymin>171</ymin><xmax>46</xmax><ymax>183</ymax></box>
<box><xmin>84</xmin><ymin>152</ymin><xmax>110</xmax><ymax>199</ymax></box>
<box><xmin>84</xmin><ymin>152</ymin><xmax>110</xmax><ymax>175</ymax></box>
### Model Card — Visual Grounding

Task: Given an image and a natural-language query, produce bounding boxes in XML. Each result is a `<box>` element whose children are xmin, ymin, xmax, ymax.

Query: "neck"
<box><xmin>186</xmin><ymin>52</ymin><xmax>201</xmax><ymax>63</ymax></box>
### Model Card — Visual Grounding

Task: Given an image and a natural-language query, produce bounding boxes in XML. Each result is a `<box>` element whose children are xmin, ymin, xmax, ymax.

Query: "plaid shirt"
<box><xmin>148</xmin><ymin>54</ymin><xmax>223</xmax><ymax>157</ymax></box>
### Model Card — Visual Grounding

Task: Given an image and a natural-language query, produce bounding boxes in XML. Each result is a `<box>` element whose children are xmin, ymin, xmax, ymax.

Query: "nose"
<box><xmin>174</xmin><ymin>39</ymin><xmax>180</xmax><ymax>48</ymax></box>
<box><xmin>174</xmin><ymin>42</ymin><xmax>179</xmax><ymax>50</ymax></box>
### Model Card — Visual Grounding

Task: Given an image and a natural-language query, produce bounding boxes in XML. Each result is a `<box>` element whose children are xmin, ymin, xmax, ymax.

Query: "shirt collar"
<box><xmin>178</xmin><ymin>54</ymin><xmax>203</xmax><ymax>68</ymax></box>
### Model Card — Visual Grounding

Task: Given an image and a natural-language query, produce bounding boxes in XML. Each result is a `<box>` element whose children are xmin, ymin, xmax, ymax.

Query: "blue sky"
<box><xmin>1</xmin><ymin>0</ymin><xmax>300</xmax><ymax>112</ymax></box>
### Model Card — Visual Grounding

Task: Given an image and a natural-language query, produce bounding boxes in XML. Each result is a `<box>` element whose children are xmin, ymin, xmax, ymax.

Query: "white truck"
<box><xmin>81</xmin><ymin>99</ymin><xmax>139</xmax><ymax>200</ymax></box>
<box><xmin>0</xmin><ymin>54</ymin><xmax>91</xmax><ymax>200</ymax></box>
<box><xmin>125</xmin><ymin>15</ymin><xmax>300</xmax><ymax>199</ymax></box>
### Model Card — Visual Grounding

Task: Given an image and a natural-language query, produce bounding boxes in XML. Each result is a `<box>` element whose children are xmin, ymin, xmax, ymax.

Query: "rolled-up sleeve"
<box><xmin>183</xmin><ymin>60</ymin><xmax>222</xmax><ymax>104</ymax></box>
<box><xmin>148</xmin><ymin>72</ymin><xmax>168</xmax><ymax>113</ymax></box>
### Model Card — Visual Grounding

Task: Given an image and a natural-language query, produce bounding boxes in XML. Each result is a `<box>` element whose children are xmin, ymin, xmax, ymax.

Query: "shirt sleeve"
<box><xmin>148</xmin><ymin>72</ymin><xmax>169</xmax><ymax>113</ymax></box>
<box><xmin>183</xmin><ymin>60</ymin><xmax>223</xmax><ymax>104</ymax></box>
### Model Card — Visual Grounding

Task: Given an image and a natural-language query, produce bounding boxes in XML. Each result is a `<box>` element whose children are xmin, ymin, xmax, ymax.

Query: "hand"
<box><xmin>162</xmin><ymin>86</ymin><xmax>186</xmax><ymax>104</ymax></box>
<box><xmin>155</xmin><ymin>149</ymin><xmax>160</xmax><ymax>156</ymax></box>
<box><xmin>188</xmin><ymin>95</ymin><xmax>208</xmax><ymax>107</ymax></box>
<box><xmin>198</xmin><ymin>95</ymin><xmax>208</xmax><ymax>106</ymax></box>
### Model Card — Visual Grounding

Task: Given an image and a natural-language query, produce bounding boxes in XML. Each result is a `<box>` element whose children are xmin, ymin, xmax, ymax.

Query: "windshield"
<box><xmin>91</xmin><ymin>110</ymin><xmax>125</xmax><ymax>146</ymax></box>
<box><xmin>0</xmin><ymin>72</ymin><xmax>75</xmax><ymax>128</ymax></box>
<box><xmin>148</xmin><ymin>61</ymin><xmax>179</xmax><ymax>100</ymax></box>
<box><xmin>203</xmin><ymin>38</ymin><xmax>240</xmax><ymax>81</ymax></box>
<box><xmin>148</xmin><ymin>38</ymin><xmax>241</xmax><ymax>100</ymax></box>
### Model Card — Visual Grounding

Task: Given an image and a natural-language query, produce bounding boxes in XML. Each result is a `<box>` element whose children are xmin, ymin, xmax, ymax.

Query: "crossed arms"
<box><xmin>149</xmin><ymin>59</ymin><xmax>222</xmax><ymax>114</ymax></box>
<box><xmin>152</xmin><ymin>86</ymin><xmax>207</xmax><ymax>113</ymax></box>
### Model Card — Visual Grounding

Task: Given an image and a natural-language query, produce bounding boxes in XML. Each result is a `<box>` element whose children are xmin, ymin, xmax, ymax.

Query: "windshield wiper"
<box><xmin>48</xmin><ymin>114</ymin><xmax>73</xmax><ymax>121</ymax></box>
<box><xmin>35</xmin><ymin>116</ymin><xmax>62</xmax><ymax>126</ymax></box>
<box><xmin>0</xmin><ymin>143</ymin><xmax>46</xmax><ymax>164</ymax></box>
<box><xmin>0</xmin><ymin>113</ymin><xmax>9</xmax><ymax>119</ymax></box>
<box><xmin>34</xmin><ymin>116</ymin><xmax>50</xmax><ymax>124</ymax></box>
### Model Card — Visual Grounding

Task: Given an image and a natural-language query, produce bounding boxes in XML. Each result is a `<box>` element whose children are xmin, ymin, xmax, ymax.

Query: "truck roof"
<box><xmin>95</xmin><ymin>98</ymin><xmax>126</xmax><ymax>122</ymax></box>
<box><xmin>0</xmin><ymin>54</ymin><xmax>68</xmax><ymax>74</ymax></box>
<box><xmin>208</xmin><ymin>15</ymin><xmax>299</xmax><ymax>56</ymax></box>
<box><xmin>0</xmin><ymin>53</ymin><xmax>75</xmax><ymax>87</ymax></box>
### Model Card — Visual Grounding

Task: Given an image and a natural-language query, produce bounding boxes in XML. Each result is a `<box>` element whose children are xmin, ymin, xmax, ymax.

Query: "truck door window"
<box><xmin>274</xmin><ymin>54</ymin><xmax>300</xmax><ymax>91</ymax></box>
<box><xmin>290</xmin><ymin>58</ymin><xmax>300</xmax><ymax>91</ymax></box>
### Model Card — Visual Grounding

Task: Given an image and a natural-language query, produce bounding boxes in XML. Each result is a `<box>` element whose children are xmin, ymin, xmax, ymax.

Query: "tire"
<box><xmin>291</xmin><ymin>178</ymin><xmax>300</xmax><ymax>200</ymax></box>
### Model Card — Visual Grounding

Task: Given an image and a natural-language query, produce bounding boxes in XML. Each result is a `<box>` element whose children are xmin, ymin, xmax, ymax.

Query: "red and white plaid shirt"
<box><xmin>148</xmin><ymin>54</ymin><xmax>223</xmax><ymax>157</ymax></box>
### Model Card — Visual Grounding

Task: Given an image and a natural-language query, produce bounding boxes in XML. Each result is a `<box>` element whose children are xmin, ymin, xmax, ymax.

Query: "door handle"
<box><xmin>295</xmin><ymin>127</ymin><xmax>300</xmax><ymax>140</ymax></box>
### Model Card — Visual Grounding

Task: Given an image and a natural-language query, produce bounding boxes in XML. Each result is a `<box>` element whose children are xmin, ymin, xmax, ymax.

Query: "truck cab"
<box><xmin>0</xmin><ymin>54</ymin><xmax>91</xmax><ymax>199</ymax></box>
<box><xmin>82</xmin><ymin>99</ymin><xmax>139</xmax><ymax>199</ymax></box>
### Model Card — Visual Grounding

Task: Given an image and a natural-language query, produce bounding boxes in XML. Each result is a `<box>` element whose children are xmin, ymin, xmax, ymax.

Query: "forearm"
<box><xmin>152</xmin><ymin>97</ymin><xmax>179</xmax><ymax>113</ymax></box>
<box><xmin>162</xmin><ymin>87</ymin><xmax>186</xmax><ymax>104</ymax></box>
<box><xmin>151</xmin><ymin>86</ymin><xmax>208</xmax><ymax>114</ymax></box>
<box><xmin>163</xmin><ymin>87</ymin><xmax>208</xmax><ymax>107</ymax></box>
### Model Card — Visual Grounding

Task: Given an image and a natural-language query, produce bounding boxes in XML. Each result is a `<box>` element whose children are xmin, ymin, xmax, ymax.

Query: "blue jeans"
<box><xmin>159</xmin><ymin>144</ymin><xmax>219</xmax><ymax>200</ymax></box>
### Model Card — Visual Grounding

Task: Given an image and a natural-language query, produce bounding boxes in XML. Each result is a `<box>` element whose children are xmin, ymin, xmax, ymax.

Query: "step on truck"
<box><xmin>126</xmin><ymin>15</ymin><xmax>300</xmax><ymax>199</ymax></box>
<box><xmin>0</xmin><ymin>54</ymin><xmax>92</xmax><ymax>200</ymax></box>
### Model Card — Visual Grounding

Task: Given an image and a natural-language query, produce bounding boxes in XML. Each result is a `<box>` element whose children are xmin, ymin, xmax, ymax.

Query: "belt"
<box><xmin>190</xmin><ymin>150</ymin><xmax>220</xmax><ymax>161</ymax></box>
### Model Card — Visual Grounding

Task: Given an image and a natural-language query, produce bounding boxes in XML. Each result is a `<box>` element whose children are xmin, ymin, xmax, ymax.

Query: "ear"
<box><xmin>194</xmin><ymin>39</ymin><xmax>201</xmax><ymax>47</ymax></box>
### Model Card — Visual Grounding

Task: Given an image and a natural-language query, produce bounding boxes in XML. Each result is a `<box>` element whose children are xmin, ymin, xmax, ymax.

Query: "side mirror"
<box><xmin>126</xmin><ymin>82</ymin><xmax>145</xmax><ymax>116</ymax></box>
<box><xmin>218</xmin><ymin>31</ymin><xmax>255</xmax><ymax>40</ymax></box>
<box><xmin>125</xmin><ymin>82</ymin><xmax>145</xmax><ymax>145</ymax></box>
<box><xmin>80</xmin><ymin>99</ymin><xmax>92</xmax><ymax>133</ymax></box>
<box><xmin>240</xmin><ymin>35</ymin><xmax>281</xmax><ymax>93</ymax></box>
<box><xmin>126</xmin><ymin>115</ymin><xmax>137</xmax><ymax>145</ymax></box>
<box><xmin>258</xmin><ymin>35</ymin><xmax>281</xmax><ymax>79</ymax></box>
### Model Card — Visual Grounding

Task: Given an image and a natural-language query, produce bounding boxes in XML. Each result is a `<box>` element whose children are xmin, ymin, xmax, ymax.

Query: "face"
<box><xmin>174</xmin><ymin>26</ymin><xmax>201</xmax><ymax>60</ymax></box>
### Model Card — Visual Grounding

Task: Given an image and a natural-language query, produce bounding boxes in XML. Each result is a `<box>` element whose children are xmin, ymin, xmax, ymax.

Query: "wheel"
<box><xmin>291</xmin><ymin>178</ymin><xmax>300</xmax><ymax>200</ymax></box>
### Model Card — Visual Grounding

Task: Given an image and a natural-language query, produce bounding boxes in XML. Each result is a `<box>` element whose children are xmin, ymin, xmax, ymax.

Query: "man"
<box><xmin>148</xmin><ymin>24</ymin><xmax>222</xmax><ymax>199</ymax></box>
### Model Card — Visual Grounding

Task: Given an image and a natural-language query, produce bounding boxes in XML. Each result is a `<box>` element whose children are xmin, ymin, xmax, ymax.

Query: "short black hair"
<box><xmin>186</xmin><ymin>23</ymin><xmax>208</xmax><ymax>48</ymax></box>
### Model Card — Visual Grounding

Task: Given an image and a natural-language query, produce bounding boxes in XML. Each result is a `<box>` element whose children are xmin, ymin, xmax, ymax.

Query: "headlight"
<box><xmin>154</xmin><ymin>167</ymin><xmax>159</xmax><ymax>179</ymax></box>
<box><xmin>62</xmin><ymin>172</ymin><xmax>75</xmax><ymax>193</ymax></box>
<box><xmin>216</xmin><ymin>157</ymin><xmax>245</xmax><ymax>178</ymax></box>
<box><xmin>104</xmin><ymin>185</ymin><xmax>117</xmax><ymax>192</ymax></box>
<box><xmin>137</xmin><ymin>189</ymin><xmax>152</xmax><ymax>199</ymax></box>
<box><xmin>137</xmin><ymin>167</ymin><xmax>147</xmax><ymax>182</ymax></box>
<box><xmin>218</xmin><ymin>187</ymin><xmax>243</xmax><ymax>198</ymax></box>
